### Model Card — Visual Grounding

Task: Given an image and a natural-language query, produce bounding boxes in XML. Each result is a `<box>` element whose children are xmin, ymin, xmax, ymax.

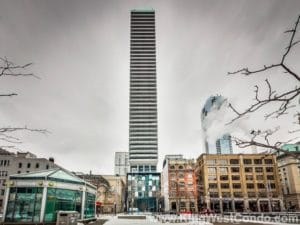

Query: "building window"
<box><xmin>46</xmin><ymin>165</ymin><xmax>49</xmax><ymax>169</ymax></box>
<box><xmin>178</xmin><ymin>173</ymin><xmax>184</xmax><ymax>179</ymax></box>
<box><xmin>220</xmin><ymin>175</ymin><xmax>228</xmax><ymax>181</ymax></box>
<box><xmin>270</xmin><ymin>183</ymin><xmax>276</xmax><ymax>189</ymax></box>
<box><xmin>18</xmin><ymin>163</ymin><xmax>22</xmax><ymax>168</ymax></box>
<box><xmin>208</xmin><ymin>183</ymin><xmax>218</xmax><ymax>189</ymax></box>
<box><xmin>219</xmin><ymin>167</ymin><xmax>228</xmax><ymax>174</ymax></box>
<box><xmin>248</xmin><ymin>192</ymin><xmax>256</xmax><ymax>198</ymax></box>
<box><xmin>208</xmin><ymin>167</ymin><xmax>216</xmax><ymax>174</ymax></box>
<box><xmin>233</xmin><ymin>192</ymin><xmax>243</xmax><ymax>197</ymax></box>
<box><xmin>170</xmin><ymin>165</ymin><xmax>175</xmax><ymax>170</ymax></box>
<box><xmin>222</xmin><ymin>192</ymin><xmax>231</xmax><ymax>197</ymax></box>
<box><xmin>230</xmin><ymin>159</ymin><xmax>239</xmax><ymax>165</ymax></box>
<box><xmin>178</xmin><ymin>165</ymin><xmax>184</xmax><ymax>170</ymax></box>
<box><xmin>264</xmin><ymin>159</ymin><xmax>273</xmax><ymax>164</ymax></box>
<box><xmin>210</xmin><ymin>192</ymin><xmax>219</xmax><ymax>198</ymax></box>
<box><xmin>246</xmin><ymin>175</ymin><xmax>253</xmax><ymax>180</ymax></box>
<box><xmin>221</xmin><ymin>183</ymin><xmax>229</xmax><ymax>189</ymax></box>
<box><xmin>255</xmin><ymin>167</ymin><xmax>263</xmax><ymax>173</ymax></box>
<box><xmin>208</xmin><ymin>175</ymin><xmax>217</xmax><ymax>181</ymax></box>
<box><xmin>254</xmin><ymin>159</ymin><xmax>262</xmax><ymax>164</ymax></box>
<box><xmin>35</xmin><ymin>163</ymin><xmax>39</xmax><ymax>169</ymax></box>
<box><xmin>256</xmin><ymin>175</ymin><xmax>264</xmax><ymax>180</ymax></box>
<box><xmin>5</xmin><ymin>187</ymin><xmax>43</xmax><ymax>222</ymax></box>
<box><xmin>247</xmin><ymin>183</ymin><xmax>254</xmax><ymax>189</ymax></box>
<box><xmin>207</xmin><ymin>159</ymin><xmax>216</xmax><ymax>165</ymax></box>
<box><xmin>44</xmin><ymin>188</ymin><xmax>84</xmax><ymax>222</ymax></box>
<box><xmin>267</xmin><ymin>175</ymin><xmax>274</xmax><ymax>180</ymax></box>
<box><xmin>231</xmin><ymin>167</ymin><xmax>239</xmax><ymax>173</ymax></box>
<box><xmin>4</xmin><ymin>160</ymin><xmax>7</xmax><ymax>166</ymax></box>
<box><xmin>266</xmin><ymin>167</ymin><xmax>273</xmax><ymax>172</ymax></box>
<box><xmin>232</xmin><ymin>175</ymin><xmax>240</xmax><ymax>181</ymax></box>
<box><xmin>27</xmin><ymin>163</ymin><xmax>31</xmax><ymax>168</ymax></box>
<box><xmin>218</xmin><ymin>159</ymin><xmax>227</xmax><ymax>165</ymax></box>
<box><xmin>257</xmin><ymin>183</ymin><xmax>265</xmax><ymax>189</ymax></box>
<box><xmin>17</xmin><ymin>171</ymin><xmax>21</xmax><ymax>174</ymax></box>
<box><xmin>233</xmin><ymin>183</ymin><xmax>241</xmax><ymax>189</ymax></box>
<box><xmin>245</xmin><ymin>167</ymin><xmax>253</xmax><ymax>173</ymax></box>
<box><xmin>243</xmin><ymin>159</ymin><xmax>252</xmax><ymax>164</ymax></box>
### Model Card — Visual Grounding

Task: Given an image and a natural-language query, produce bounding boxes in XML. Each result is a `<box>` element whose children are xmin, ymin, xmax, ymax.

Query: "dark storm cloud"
<box><xmin>0</xmin><ymin>0</ymin><xmax>299</xmax><ymax>173</ymax></box>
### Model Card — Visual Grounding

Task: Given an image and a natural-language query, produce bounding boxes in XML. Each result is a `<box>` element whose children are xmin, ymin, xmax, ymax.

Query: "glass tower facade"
<box><xmin>201</xmin><ymin>95</ymin><xmax>233</xmax><ymax>154</ymax></box>
<box><xmin>129</xmin><ymin>9</ymin><xmax>158</xmax><ymax>172</ymax></box>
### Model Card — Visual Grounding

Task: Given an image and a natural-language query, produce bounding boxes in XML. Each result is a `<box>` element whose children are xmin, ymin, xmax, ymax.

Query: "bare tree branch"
<box><xmin>0</xmin><ymin>57</ymin><xmax>38</xmax><ymax>78</ymax></box>
<box><xmin>227</xmin><ymin>15</ymin><xmax>300</xmax><ymax>124</ymax></box>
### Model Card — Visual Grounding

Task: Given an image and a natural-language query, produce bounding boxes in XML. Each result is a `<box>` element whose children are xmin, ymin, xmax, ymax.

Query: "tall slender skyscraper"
<box><xmin>201</xmin><ymin>95</ymin><xmax>233</xmax><ymax>154</ymax></box>
<box><xmin>129</xmin><ymin>9</ymin><xmax>158</xmax><ymax>172</ymax></box>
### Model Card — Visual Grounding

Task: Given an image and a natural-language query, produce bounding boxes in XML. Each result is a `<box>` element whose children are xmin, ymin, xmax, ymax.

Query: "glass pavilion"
<box><xmin>2</xmin><ymin>169</ymin><xmax>96</xmax><ymax>223</ymax></box>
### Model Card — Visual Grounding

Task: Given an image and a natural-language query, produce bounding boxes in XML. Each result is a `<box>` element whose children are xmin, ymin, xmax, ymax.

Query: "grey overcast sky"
<box><xmin>0</xmin><ymin>0</ymin><xmax>299</xmax><ymax>174</ymax></box>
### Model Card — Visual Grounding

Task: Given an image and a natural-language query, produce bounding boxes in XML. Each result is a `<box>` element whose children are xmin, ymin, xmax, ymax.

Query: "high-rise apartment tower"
<box><xmin>129</xmin><ymin>9</ymin><xmax>158</xmax><ymax>172</ymax></box>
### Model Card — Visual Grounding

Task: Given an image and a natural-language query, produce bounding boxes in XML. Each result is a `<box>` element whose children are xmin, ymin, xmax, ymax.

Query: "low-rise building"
<box><xmin>2</xmin><ymin>168</ymin><xmax>96</xmax><ymax>223</ymax></box>
<box><xmin>162</xmin><ymin>155</ymin><xmax>198</xmax><ymax>213</ymax></box>
<box><xmin>277</xmin><ymin>143</ymin><xmax>300</xmax><ymax>211</ymax></box>
<box><xmin>0</xmin><ymin>149</ymin><xmax>58</xmax><ymax>212</ymax></box>
<box><xmin>76</xmin><ymin>173</ymin><xmax>126</xmax><ymax>214</ymax></box>
<box><xmin>196</xmin><ymin>153</ymin><xmax>284</xmax><ymax>213</ymax></box>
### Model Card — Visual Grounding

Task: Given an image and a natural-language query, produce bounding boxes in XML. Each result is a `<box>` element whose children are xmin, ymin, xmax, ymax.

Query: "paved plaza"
<box><xmin>84</xmin><ymin>214</ymin><xmax>300</xmax><ymax>225</ymax></box>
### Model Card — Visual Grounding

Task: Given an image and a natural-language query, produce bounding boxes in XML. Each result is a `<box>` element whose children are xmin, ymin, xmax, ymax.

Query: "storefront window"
<box><xmin>84</xmin><ymin>192</ymin><xmax>95</xmax><ymax>219</ymax></box>
<box><xmin>5</xmin><ymin>187</ymin><xmax>43</xmax><ymax>222</ymax></box>
<box><xmin>44</xmin><ymin>188</ymin><xmax>82</xmax><ymax>222</ymax></box>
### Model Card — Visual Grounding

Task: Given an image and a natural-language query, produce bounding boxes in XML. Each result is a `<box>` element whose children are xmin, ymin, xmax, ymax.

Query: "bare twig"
<box><xmin>227</xmin><ymin>15</ymin><xmax>300</xmax><ymax>124</ymax></box>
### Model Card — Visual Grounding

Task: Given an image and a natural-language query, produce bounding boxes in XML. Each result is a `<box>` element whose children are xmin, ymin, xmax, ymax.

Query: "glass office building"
<box><xmin>3</xmin><ymin>169</ymin><xmax>96</xmax><ymax>223</ymax></box>
<box><xmin>201</xmin><ymin>95</ymin><xmax>233</xmax><ymax>154</ymax></box>
<box><xmin>126</xmin><ymin>172</ymin><xmax>160</xmax><ymax>212</ymax></box>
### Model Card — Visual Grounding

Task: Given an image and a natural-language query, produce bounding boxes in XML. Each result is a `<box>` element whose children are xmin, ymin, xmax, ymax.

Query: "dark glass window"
<box><xmin>27</xmin><ymin>163</ymin><xmax>31</xmax><ymax>168</ymax></box>
<box><xmin>255</xmin><ymin>167</ymin><xmax>263</xmax><ymax>173</ymax></box>
<box><xmin>18</xmin><ymin>163</ymin><xmax>22</xmax><ymax>168</ymax></box>
<box><xmin>254</xmin><ymin>159</ymin><xmax>262</xmax><ymax>164</ymax></box>
<box><xmin>245</xmin><ymin>167</ymin><xmax>253</xmax><ymax>173</ymax></box>
<box><xmin>264</xmin><ymin>159</ymin><xmax>273</xmax><ymax>164</ymax></box>
<box><xmin>233</xmin><ymin>183</ymin><xmax>241</xmax><ymax>189</ymax></box>
<box><xmin>247</xmin><ymin>183</ymin><xmax>254</xmax><ymax>189</ymax></box>
<box><xmin>230</xmin><ymin>159</ymin><xmax>239</xmax><ymax>164</ymax></box>
<box><xmin>231</xmin><ymin>167</ymin><xmax>239</xmax><ymax>173</ymax></box>
<box><xmin>221</xmin><ymin>183</ymin><xmax>229</xmax><ymax>189</ymax></box>
<box><xmin>243</xmin><ymin>159</ymin><xmax>252</xmax><ymax>164</ymax></box>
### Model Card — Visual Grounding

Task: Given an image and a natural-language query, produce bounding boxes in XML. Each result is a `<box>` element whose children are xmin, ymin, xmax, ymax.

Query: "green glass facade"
<box><xmin>3</xmin><ymin>169</ymin><xmax>97</xmax><ymax>223</ymax></box>
<box><xmin>5</xmin><ymin>187</ymin><xmax>43</xmax><ymax>222</ymax></box>
<box><xmin>44</xmin><ymin>188</ymin><xmax>82</xmax><ymax>222</ymax></box>
<box><xmin>84</xmin><ymin>192</ymin><xmax>95</xmax><ymax>219</ymax></box>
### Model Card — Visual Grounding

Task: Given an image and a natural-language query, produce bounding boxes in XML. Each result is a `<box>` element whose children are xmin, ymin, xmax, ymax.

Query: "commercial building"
<box><xmin>195</xmin><ymin>154</ymin><xmax>284</xmax><ymax>213</ymax></box>
<box><xmin>2</xmin><ymin>168</ymin><xmax>96</xmax><ymax>223</ymax></box>
<box><xmin>277</xmin><ymin>143</ymin><xmax>300</xmax><ymax>211</ymax></box>
<box><xmin>75</xmin><ymin>173</ymin><xmax>126</xmax><ymax>214</ymax></box>
<box><xmin>162</xmin><ymin>155</ymin><xmax>198</xmax><ymax>213</ymax></box>
<box><xmin>114</xmin><ymin>152</ymin><xmax>130</xmax><ymax>176</ymax></box>
<box><xmin>126</xmin><ymin>172</ymin><xmax>161</xmax><ymax>212</ymax></box>
<box><xmin>0</xmin><ymin>149</ymin><xmax>58</xmax><ymax>212</ymax></box>
<box><xmin>127</xmin><ymin>9</ymin><xmax>161</xmax><ymax>212</ymax></box>
<box><xmin>201</xmin><ymin>95</ymin><xmax>233</xmax><ymax>154</ymax></box>
<box><xmin>99</xmin><ymin>175</ymin><xmax>126</xmax><ymax>213</ymax></box>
